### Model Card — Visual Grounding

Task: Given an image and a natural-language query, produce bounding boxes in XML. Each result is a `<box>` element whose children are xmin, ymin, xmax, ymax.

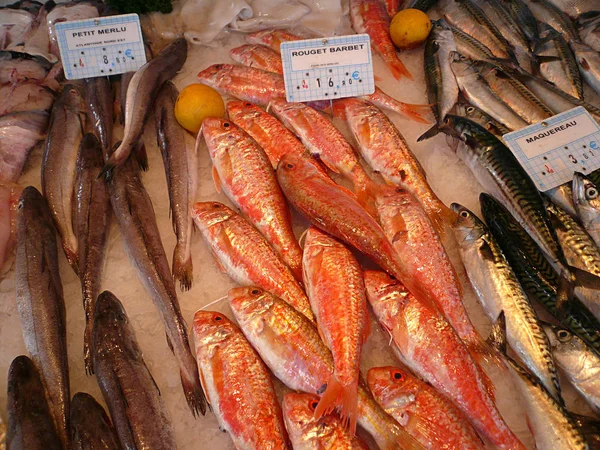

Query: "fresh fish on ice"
<box><xmin>83</xmin><ymin>76</ymin><xmax>113</xmax><ymax>159</ymax></box>
<box><xmin>71</xmin><ymin>392</ymin><xmax>120</xmax><ymax>450</ymax></box>
<box><xmin>453</xmin><ymin>101</ymin><xmax>510</xmax><ymax>136</ymax></box>
<box><xmin>245</xmin><ymin>29</ymin><xmax>302</xmax><ymax>53</ymax></box>
<box><xmin>230</xmin><ymin>44</ymin><xmax>283</xmax><ymax>74</ymax></box>
<box><xmin>573</xmin><ymin>172</ymin><xmax>600</xmax><ymax>248</ymax></box>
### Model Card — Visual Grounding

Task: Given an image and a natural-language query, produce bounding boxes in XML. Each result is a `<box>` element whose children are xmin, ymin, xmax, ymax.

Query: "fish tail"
<box><xmin>396</xmin><ymin>102</ymin><xmax>432</xmax><ymax>124</ymax></box>
<box><xmin>315</xmin><ymin>375</ymin><xmax>359</xmax><ymax>435</ymax></box>
<box><xmin>466</xmin><ymin>335</ymin><xmax>506</xmax><ymax>402</ymax></box>
<box><xmin>386</xmin><ymin>419</ymin><xmax>424</xmax><ymax>450</ymax></box>
<box><xmin>63</xmin><ymin>246</ymin><xmax>79</xmax><ymax>276</ymax></box>
<box><xmin>172</xmin><ymin>245</ymin><xmax>193</xmax><ymax>292</ymax></box>
<box><xmin>83</xmin><ymin>321</ymin><xmax>94</xmax><ymax>376</ymax></box>
<box><xmin>181</xmin><ymin>369</ymin><xmax>209</xmax><ymax>417</ymax></box>
<box><xmin>355</xmin><ymin>177</ymin><xmax>381</xmax><ymax>218</ymax></box>
<box><xmin>387</xmin><ymin>56</ymin><xmax>413</xmax><ymax>81</ymax></box>
<box><xmin>134</xmin><ymin>140</ymin><xmax>149</xmax><ymax>171</ymax></box>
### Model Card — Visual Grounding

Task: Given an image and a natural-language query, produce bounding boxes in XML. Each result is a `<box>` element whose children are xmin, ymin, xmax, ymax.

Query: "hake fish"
<box><xmin>193</xmin><ymin>311</ymin><xmax>290</xmax><ymax>449</ymax></box>
<box><xmin>101</xmin><ymin>38</ymin><xmax>187</xmax><ymax>179</ymax></box>
<box><xmin>71</xmin><ymin>392</ymin><xmax>120</xmax><ymax>450</ymax></box>
<box><xmin>156</xmin><ymin>81</ymin><xmax>196</xmax><ymax>291</ymax></box>
<box><xmin>92</xmin><ymin>291</ymin><xmax>176</xmax><ymax>449</ymax></box>
<box><xmin>15</xmin><ymin>186</ymin><xmax>70</xmax><ymax>450</ymax></box>
<box><xmin>83</xmin><ymin>76</ymin><xmax>113</xmax><ymax>159</ymax></box>
<box><xmin>108</xmin><ymin>157</ymin><xmax>206</xmax><ymax>416</ymax></box>
<box><xmin>42</xmin><ymin>83</ymin><xmax>86</xmax><ymax>273</ymax></box>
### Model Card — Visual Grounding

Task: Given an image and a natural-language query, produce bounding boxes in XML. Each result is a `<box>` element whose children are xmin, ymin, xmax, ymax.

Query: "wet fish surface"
<box><xmin>229</xmin><ymin>44</ymin><xmax>283</xmax><ymax>74</ymax></box>
<box><xmin>573</xmin><ymin>172</ymin><xmax>600</xmax><ymax>249</ymax></box>
<box><xmin>71</xmin><ymin>392</ymin><xmax>120</xmax><ymax>450</ymax></box>
<box><xmin>83</xmin><ymin>76</ymin><xmax>113</xmax><ymax>159</ymax></box>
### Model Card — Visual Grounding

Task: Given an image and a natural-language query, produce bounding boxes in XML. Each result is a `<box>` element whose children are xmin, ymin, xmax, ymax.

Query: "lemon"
<box><xmin>390</xmin><ymin>9</ymin><xmax>432</xmax><ymax>50</ymax></box>
<box><xmin>174</xmin><ymin>83</ymin><xmax>225</xmax><ymax>134</ymax></box>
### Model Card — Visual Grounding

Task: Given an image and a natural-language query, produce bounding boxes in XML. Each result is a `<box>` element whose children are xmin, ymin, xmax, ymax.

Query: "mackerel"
<box><xmin>573</xmin><ymin>172</ymin><xmax>600</xmax><ymax>248</ymax></box>
<box><xmin>570</xmin><ymin>40</ymin><xmax>600</xmax><ymax>96</ymax></box>
<box><xmin>524</xmin><ymin>0</ymin><xmax>580</xmax><ymax>41</ymax></box>
<box><xmin>453</xmin><ymin>101</ymin><xmax>511</xmax><ymax>136</ymax></box>
<box><xmin>500</xmin><ymin>0</ymin><xmax>542</xmax><ymax>47</ymax></box>
<box><xmin>547</xmin><ymin>183</ymin><xmax>578</xmax><ymax>218</ymax></box>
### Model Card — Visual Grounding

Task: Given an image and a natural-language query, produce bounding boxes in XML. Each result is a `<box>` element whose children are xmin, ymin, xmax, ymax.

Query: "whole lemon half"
<box><xmin>174</xmin><ymin>83</ymin><xmax>226</xmax><ymax>134</ymax></box>
<box><xmin>390</xmin><ymin>9</ymin><xmax>432</xmax><ymax>50</ymax></box>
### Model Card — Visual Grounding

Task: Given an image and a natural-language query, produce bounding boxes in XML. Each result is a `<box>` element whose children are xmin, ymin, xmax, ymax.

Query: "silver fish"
<box><xmin>83</xmin><ymin>76</ymin><xmax>113</xmax><ymax>159</ymax></box>
<box><xmin>579</xmin><ymin>14</ymin><xmax>600</xmax><ymax>52</ymax></box>
<box><xmin>524</xmin><ymin>0</ymin><xmax>580</xmax><ymax>41</ymax></box>
<box><xmin>155</xmin><ymin>81</ymin><xmax>195</xmax><ymax>291</ymax></box>
<box><xmin>107</xmin><ymin>157</ymin><xmax>206</xmax><ymax>416</ymax></box>
<box><xmin>570</xmin><ymin>40</ymin><xmax>600</xmax><ymax>96</ymax></box>
<box><xmin>42</xmin><ymin>83</ymin><xmax>85</xmax><ymax>273</ymax></box>
<box><xmin>15</xmin><ymin>186</ymin><xmax>70</xmax><ymax>450</ymax></box>
<box><xmin>547</xmin><ymin>0</ymin><xmax>599</xmax><ymax>18</ymax></box>
<box><xmin>74</xmin><ymin>133</ymin><xmax>110</xmax><ymax>375</ymax></box>
<box><xmin>452</xmin><ymin>200</ymin><xmax>561</xmax><ymax>401</ymax></box>
<box><xmin>443</xmin><ymin>21</ymin><xmax>502</xmax><ymax>62</ymax></box>
<box><xmin>101</xmin><ymin>38</ymin><xmax>187</xmax><ymax>179</ymax></box>
<box><xmin>499</xmin><ymin>0</ymin><xmax>542</xmax><ymax>48</ymax></box>
<box><xmin>71</xmin><ymin>392</ymin><xmax>120</xmax><ymax>450</ymax></box>
<box><xmin>544</xmin><ymin>324</ymin><xmax>600</xmax><ymax>413</ymax></box>
<box><xmin>92</xmin><ymin>291</ymin><xmax>176</xmax><ymax>449</ymax></box>
<box><xmin>453</xmin><ymin>101</ymin><xmax>511</xmax><ymax>136</ymax></box>
<box><xmin>6</xmin><ymin>356</ymin><xmax>62</xmax><ymax>450</ymax></box>
<box><xmin>547</xmin><ymin>183</ymin><xmax>578</xmax><ymax>218</ymax></box>
<box><xmin>573</xmin><ymin>172</ymin><xmax>600</xmax><ymax>248</ymax></box>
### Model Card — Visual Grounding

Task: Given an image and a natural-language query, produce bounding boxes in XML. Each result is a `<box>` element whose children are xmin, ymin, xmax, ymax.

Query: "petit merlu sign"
<box><xmin>504</xmin><ymin>107</ymin><xmax>600</xmax><ymax>191</ymax></box>
<box><xmin>55</xmin><ymin>14</ymin><xmax>147</xmax><ymax>80</ymax></box>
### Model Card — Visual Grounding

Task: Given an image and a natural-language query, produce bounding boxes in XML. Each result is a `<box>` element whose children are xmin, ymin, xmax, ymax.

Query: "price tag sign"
<box><xmin>280</xmin><ymin>34</ymin><xmax>375</xmax><ymax>103</ymax></box>
<box><xmin>503</xmin><ymin>107</ymin><xmax>600</xmax><ymax>191</ymax></box>
<box><xmin>55</xmin><ymin>14</ymin><xmax>146</xmax><ymax>80</ymax></box>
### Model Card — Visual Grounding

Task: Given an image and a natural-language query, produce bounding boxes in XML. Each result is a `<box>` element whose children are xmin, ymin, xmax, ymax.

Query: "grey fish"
<box><xmin>450</xmin><ymin>54</ymin><xmax>528</xmax><ymax>131</ymax></box>
<box><xmin>537</xmin><ymin>23</ymin><xmax>584</xmax><ymax>99</ymax></box>
<box><xmin>475</xmin><ymin>61</ymin><xmax>553</xmax><ymax>124</ymax></box>
<box><xmin>488</xmin><ymin>313</ymin><xmax>589</xmax><ymax>450</ymax></box>
<box><xmin>0</xmin><ymin>80</ymin><xmax>54</xmax><ymax>115</ymax></box>
<box><xmin>15</xmin><ymin>186</ymin><xmax>70</xmax><ymax>450</ymax></box>
<box><xmin>42</xmin><ymin>83</ymin><xmax>86</xmax><ymax>273</ymax></box>
<box><xmin>0</xmin><ymin>110</ymin><xmax>48</xmax><ymax>183</ymax></box>
<box><xmin>75</xmin><ymin>133</ymin><xmax>110</xmax><ymax>375</ymax></box>
<box><xmin>500</xmin><ymin>0</ymin><xmax>542</xmax><ymax>47</ymax></box>
<box><xmin>425</xmin><ymin>20</ymin><xmax>459</xmax><ymax>123</ymax></box>
<box><xmin>573</xmin><ymin>172</ymin><xmax>600</xmax><ymax>248</ymax></box>
<box><xmin>107</xmin><ymin>157</ymin><xmax>206</xmax><ymax>416</ymax></box>
<box><xmin>452</xmin><ymin>200</ymin><xmax>562</xmax><ymax>401</ymax></box>
<box><xmin>0</xmin><ymin>50</ymin><xmax>50</xmax><ymax>84</ymax></box>
<box><xmin>544</xmin><ymin>324</ymin><xmax>600</xmax><ymax>413</ymax></box>
<box><xmin>579</xmin><ymin>14</ymin><xmax>600</xmax><ymax>52</ymax></box>
<box><xmin>547</xmin><ymin>183</ymin><xmax>578</xmax><ymax>218</ymax></box>
<box><xmin>155</xmin><ymin>81</ymin><xmax>195</xmax><ymax>291</ymax></box>
<box><xmin>92</xmin><ymin>291</ymin><xmax>176</xmax><ymax>449</ymax></box>
<box><xmin>525</xmin><ymin>0</ymin><xmax>580</xmax><ymax>41</ymax></box>
<box><xmin>83</xmin><ymin>76</ymin><xmax>112</xmax><ymax>160</ymax></box>
<box><xmin>101</xmin><ymin>38</ymin><xmax>187</xmax><ymax>179</ymax></box>
<box><xmin>453</xmin><ymin>101</ymin><xmax>511</xmax><ymax>136</ymax></box>
<box><xmin>442</xmin><ymin>21</ymin><xmax>501</xmax><ymax>62</ymax></box>
<box><xmin>71</xmin><ymin>392</ymin><xmax>119</xmax><ymax>450</ymax></box>
<box><xmin>570</xmin><ymin>40</ymin><xmax>600</xmax><ymax>96</ymax></box>
<box><xmin>6</xmin><ymin>355</ymin><xmax>61</xmax><ymax>450</ymax></box>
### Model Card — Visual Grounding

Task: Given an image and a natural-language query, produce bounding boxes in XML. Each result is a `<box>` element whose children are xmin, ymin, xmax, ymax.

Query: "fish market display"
<box><xmin>101</xmin><ymin>38</ymin><xmax>188</xmax><ymax>179</ymax></box>
<box><xmin>303</xmin><ymin>227</ymin><xmax>368</xmax><ymax>432</ymax></box>
<box><xmin>83</xmin><ymin>76</ymin><xmax>113</xmax><ymax>159</ymax></box>
<box><xmin>367</xmin><ymin>366</ymin><xmax>484</xmax><ymax>449</ymax></box>
<box><xmin>571</xmin><ymin>40</ymin><xmax>600</xmax><ymax>96</ymax></box>
<box><xmin>5</xmin><ymin>355</ymin><xmax>61</xmax><ymax>450</ymax></box>
<box><xmin>0</xmin><ymin>182</ymin><xmax>21</xmax><ymax>272</ymax></box>
<box><xmin>70</xmin><ymin>392</ymin><xmax>120</xmax><ymax>450</ymax></box>
<box><xmin>452</xmin><ymin>101</ymin><xmax>510</xmax><ymax>136</ymax></box>
<box><xmin>0</xmin><ymin>80</ymin><xmax>54</xmax><ymax>115</ymax></box>
<box><xmin>524</xmin><ymin>0</ymin><xmax>579</xmax><ymax>41</ymax></box>
<box><xmin>156</xmin><ymin>81</ymin><xmax>196</xmax><ymax>291</ymax></box>
<box><xmin>282</xmin><ymin>392</ymin><xmax>369</xmax><ymax>450</ymax></box>
<box><xmin>201</xmin><ymin>117</ymin><xmax>302</xmax><ymax>281</ymax></box>
<box><xmin>74</xmin><ymin>133</ymin><xmax>110</xmax><ymax>375</ymax></box>
<box><xmin>245</xmin><ymin>29</ymin><xmax>302</xmax><ymax>53</ymax></box>
<box><xmin>0</xmin><ymin>50</ymin><xmax>51</xmax><ymax>86</ymax></box>
<box><xmin>228</xmin><ymin>286</ymin><xmax>424</xmax><ymax>450</ymax></box>
<box><xmin>192</xmin><ymin>201</ymin><xmax>313</xmax><ymax>322</ymax></box>
<box><xmin>92</xmin><ymin>291</ymin><xmax>176</xmax><ymax>449</ymax></box>
<box><xmin>193</xmin><ymin>310</ymin><xmax>289</xmax><ymax>449</ymax></box>
<box><xmin>229</xmin><ymin>44</ymin><xmax>283</xmax><ymax>74</ymax></box>
<box><xmin>573</xmin><ymin>172</ymin><xmax>600</xmax><ymax>248</ymax></box>
<box><xmin>15</xmin><ymin>186</ymin><xmax>70</xmax><ymax>450</ymax></box>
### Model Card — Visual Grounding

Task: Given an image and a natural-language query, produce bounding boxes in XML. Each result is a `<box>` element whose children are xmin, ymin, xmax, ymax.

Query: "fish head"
<box><xmin>449</xmin><ymin>51</ymin><xmax>472</xmax><ymax>77</ymax></box>
<box><xmin>192</xmin><ymin>202</ymin><xmax>235</xmax><ymax>231</ymax></box>
<box><xmin>229</xmin><ymin>45</ymin><xmax>253</xmax><ymax>64</ymax></box>
<box><xmin>276</xmin><ymin>153</ymin><xmax>323</xmax><ymax>185</ymax></box>
<box><xmin>201</xmin><ymin>117</ymin><xmax>245</xmax><ymax>159</ymax></box>
<box><xmin>268</xmin><ymin>98</ymin><xmax>305</xmax><ymax>120</ymax></box>
<box><xmin>59</xmin><ymin>83</ymin><xmax>85</xmax><ymax>111</ymax></box>
<box><xmin>282</xmin><ymin>392</ymin><xmax>344</xmax><ymax>445</ymax></box>
<box><xmin>17</xmin><ymin>186</ymin><xmax>53</xmax><ymax>228</ymax></box>
<box><xmin>450</xmin><ymin>202</ymin><xmax>486</xmax><ymax>247</ymax></box>
<box><xmin>573</xmin><ymin>172</ymin><xmax>600</xmax><ymax>217</ymax></box>
<box><xmin>93</xmin><ymin>291</ymin><xmax>129</xmax><ymax>327</ymax></box>
<box><xmin>363</xmin><ymin>270</ymin><xmax>409</xmax><ymax>324</ymax></box>
<box><xmin>367</xmin><ymin>366</ymin><xmax>419</xmax><ymax>412</ymax></box>
<box><xmin>303</xmin><ymin>226</ymin><xmax>339</xmax><ymax>251</ymax></box>
<box><xmin>228</xmin><ymin>287</ymin><xmax>276</xmax><ymax>328</ymax></box>
<box><xmin>245</xmin><ymin>29</ymin><xmax>274</xmax><ymax>47</ymax></box>
<box><xmin>193</xmin><ymin>311</ymin><xmax>237</xmax><ymax>350</ymax></box>
<box><xmin>282</xmin><ymin>392</ymin><xmax>320</xmax><ymax>428</ymax></box>
<box><xmin>542</xmin><ymin>323</ymin><xmax>587</xmax><ymax>355</ymax></box>
<box><xmin>226</xmin><ymin>100</ymin><xmax>259</xmax><ymax>123</ymax></box>
<box><xmin>197</xmin><ymin>64</ymin><xmax>230</xmax><ymax>86</ymax></box>
<box><xmin>331</xmin><ymin>97</ymin><xmax>366</xmax><ymax>120</ymax></box>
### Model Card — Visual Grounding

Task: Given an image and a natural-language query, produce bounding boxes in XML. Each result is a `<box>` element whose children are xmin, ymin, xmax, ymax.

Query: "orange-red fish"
<box><xmin>193</xmin><ymin>311</ymin><xmax>290</xmax><ymax>449</ymax></box>
<box><xmin>384</xmin><ymin>0</ymin><xmax>401</xmax><ymax>17</ymax></box>
<box><xmin>364</xmin><ymin>271</ymin><xmax>526</xmax><ymax>450</ymax></box>
<box><xmin>228</xmin><ymin>286</ymin><xmax>425</xmax><ymax>450</ymax></box>
<box><xmin>374</xmin><ymin>186</ymin><xmax>488</xmax><ymax>359</ymax></box>
<box><xmin>192</xmin><ymin>201</ymin><xmax>314</xmax><ymax>322</ymax></box>
<box><xmin>283</xmin><ymin>393</ymin><xmax>370</xmax><ymax>450</ymax></box>
<box><xmin>368</xmin><ymin>366</ymin><xmax>485</xmax><ymax>450</ymax></box>
<box><xmin>302</xmin><ymin>227</ymin><xmax>369</xmax><ymax>433</ymax></box>
<box><xmin>201</xmin><ymin>117</ymin><xmax>303</xmax><ymax>281</ymax></box>
<box><xmin>350</xmin><ymin>0</ymin><xmax>412</xmax><ymax>80</ymax></box>
<box><xmin>197</xmin><ymin>64</ymin><xmax>285</xmax><ymax>106</ymax></box>
<box><xmin>270</xmin><ymin>99</ymin><xmax>375</xmax><ymax>208</ymax></box>
<box><xmin>334</xmin><ymin>97</ymin><xmax>453</xmax><ymax>233</ymax></box>
<box><xmin>358</xmin><ymin>87</ymin><xmax>432</xmax><ymax>124</ymax></box>
<box><xmin>245</xmin><ymin>29</ymin><xmax>303</xmax><ymax>53</ymax></box>
<box><xmin>230</xmin><ymin>44</ymin><xmax>283</xmax><ymax>74</ymax></box>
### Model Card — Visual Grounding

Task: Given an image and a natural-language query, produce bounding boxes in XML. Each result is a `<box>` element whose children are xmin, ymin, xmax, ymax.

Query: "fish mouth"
<box><xmin>572</xmin><ymin>171</ymin><xmax>586</xmax><ymax>203</ymax></box>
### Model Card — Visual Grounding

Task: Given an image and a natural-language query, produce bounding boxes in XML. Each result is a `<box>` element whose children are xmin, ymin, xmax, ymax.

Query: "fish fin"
<box><xmin>487</xmin><ymin>310</ymin><xmax>508</xmax><ymax>354</ymax></box>
<box><xmin>315</xmin><ymin>375</ymin><xmax>359</xmax><ymax>435</ymax></box>
<box><xmin>332</xmin><ymin>101</ymin><xmax>347</xmax><ymax>120</ymax></box>
<box><xmin>198</xmin><ymin>368</ymin><xmax>211</xmax><ymax>408</ymax></box>
<box><xmin>465</xmin><ymin>335</ymin><xmax>503</xmax><ymax>401</ymax></box>
<box><xmin>212</xmin><ymin>166</ymin><xmax>222</xmax><ymax>193</ymax></box>
<box><xmin>571</xmin><ymin>266</ymin><xmax>600</xmax><ymax>291</ymax></box>
<box><xmin>428</xmin><ymin>204</ymin><xmax>457</xmax><ymax>243</ymax></box>
<box><xmin>181</xmin><ymin>369</ymin><xmax>209</xmax><ymax>416</ymax></box>
<box><xmin>417</xmin><ymin>124</ymin><xmax>441</xmax><ymax>142</ymax></box>
<box><xmin>579</xmin><ymin>57</ymin><xmax>591</xmax><ymax>71</ymax></box>
<box><xmin>394</xmin><ymin>102</ymin><xmax>432</xmax><ymax>124</ymax></box>
<box><xmin>166</xmin><ymin>332</ymin><xmax>174</xmax><ymax>353</ymax></box>
<box><xmin>354</xmin><ymin>178</ymin><xmax>380</xmax><ymax>218</ymax></box>
<box><xmin>535</xmin><ymin>55</ymin><xmax>562</xmax><ymax>64</ymax></box>
<box><xmin>173</xmin><ymin>247</ymin><xmax>193</xmax><ymax>292</ymax></box>
<box><xmin>386</xmin><ymin>56</ymin><xmax>413</xmax><ymax>81</ymax></box>
<box><xmin>374</xmin><ymin>74</ymin><xmax>383</xmax><ymax>82</ymax></box>
<box><xmin>134</xmin><ymin>141</ymin><xmax>148</xmax><ymax>172</ymax></box>
<box><xmin>386</xmin><ymin>417</ymin><xmax>426</xmax><ymax>450</ymax></box>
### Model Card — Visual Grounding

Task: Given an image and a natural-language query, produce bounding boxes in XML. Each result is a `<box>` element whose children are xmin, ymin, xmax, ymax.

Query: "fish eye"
<box><xmin>245</xmin><ymin>103</ymin><xmax>252</xmax><ymax>107</ymax></box>
<box><xmin>586</xmin><ymin>187</ymin><xmax>598</xmax><ymax>199</ymax></box>
<box><xmin>251</xmin><ymin>288</ymin><xmax>260</xmax><ymax>295</ymax></box>
<box><xmin>223</xmin><ymin>122</ymin><xmax>230</xmax><ymax>128</ymax></box>
<box><xmin>460</xmin><ymin>210</ymin><xmax>470</xmax><ymax>218</ymax></box>
<box><xmin>17</xmin><ymin>199</ymin><xmax>24</xmax><ymax>210</ymax></box>
<box><xmin>443</xmin><ymin>117</ymin><xmax>450</xmax><ymax>125</ymax></box>
<box><xmin>557</xmin><ymin>329</ymin><xmax>571</xmax><ymax>341</ymax></box>
<box><xmin>392</xmin><ymin>371</ymin><xmax>404</xmax><ymax>381</ymax></box>
<box><xmin>466</xmin><ymin>106</ymin><xmax>474</xmax><ymax>113</ymax></box>
<box><xmin>213</xmin><ymin>203</ymin><xmax>221</xmax><ymax>208</ymax></box>
<box><xmin>214</xmin><ymin>315</ymin><xmax>223</xmax><ymax>322</ymax></box>
<box><xmin>310</xmin><ymin>400</ymin><xmax>319</xmax><ymax>410</ymax></box>
<box><xmin>286</xmin><ymin>163</ymin><xmax>295</xmax><ymax>169</ymax></box>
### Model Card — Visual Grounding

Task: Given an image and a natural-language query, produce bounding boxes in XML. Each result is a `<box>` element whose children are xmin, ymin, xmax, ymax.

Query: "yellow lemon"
<box><xmin>174</xmin><ymin>83</ymin><xmax>225</xmax><ymax>134</ymax></box>
<box><xmin>390</xmin><ymin>9</ymin><xmax>432</xmax><ymax>50</ymax></box>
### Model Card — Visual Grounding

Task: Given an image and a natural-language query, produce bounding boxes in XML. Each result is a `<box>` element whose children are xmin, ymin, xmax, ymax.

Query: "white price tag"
<box><xmin>503</xmin><ymin>107</ymin><xmax>600</xmax><ymax>191</ymax></box>
<box><xmin>55</xmin><ymin>14</ymin><xmax>146</xmax><ymax>80</ymax></box>
<box><xmin>280</xmin><ymin>34</ymin><xmax>375</xmax><ymax>103</ymax></box>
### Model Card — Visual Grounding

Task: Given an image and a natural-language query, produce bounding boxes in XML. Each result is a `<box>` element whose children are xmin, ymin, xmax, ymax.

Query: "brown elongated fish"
<box><xmin>192</xmin><ymin>201</ymin><xmax>313</xmax><ymax>322</ymax></box>
<box><xmin>101</xmin><ymin>38</ymin><xmax>187</xmax><ymax>179</ymax></box>
<box><xmin>155</xmin><ymin>81</ymin><xmax>196</xmax><ymax>291</ymax></box>
<box><xmin>92</xmin><ymin>291</ymin><xmax>176</xmax><ymax>449</ymax></box>
<box><xmin>71</xmin><ymin>392</ymin><xmax>120</xmax><ymax>450</ymax></box>
<box><xmin>42</xmin><ymin>84</ymin><xmax>86</xmax><ymax>273</ymax></box>
<box><xmin>107</xmin><ymin>157</ymin><xmax>206</xmax><ymax>416</ymax></box>
<box><xmin>228</xmin><ymin>286</ymin><xmax>425</xmax><ymax>450</ymax></box>
<box><xmin>15</xmin><ymin>186</ymin><xmax>70</xmax><ymax>449</ymax></box>
<box><xmin>201</xmin><ymin>117</ymin><xmax>302</xmax><ymax>281</ymax></box>
<box><xmin>6</xmin><ymin>356</ymin><xmax>61</xmax><ymax>450</ymax></box>
<box><xmin>75</xmin><ymin>134</ymin><xmax>110</xmax><ymax>376</ymax></box>
<box><xmin>83</xmin><ymin>76</ymin><xmax>113</xmax><ymax>159</ymax></box>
